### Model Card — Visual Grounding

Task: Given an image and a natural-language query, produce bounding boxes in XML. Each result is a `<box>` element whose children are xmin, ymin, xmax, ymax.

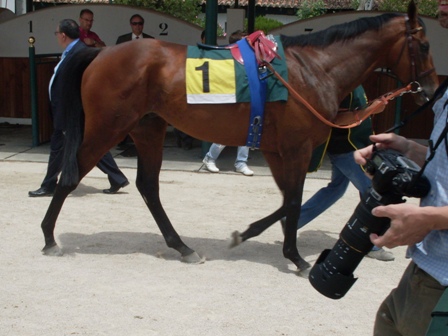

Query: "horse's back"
<box><xmin>82</xmin><ymin>39</ymin><xmax>189</xmax><ymax>117</ymax></box>
<box><xmin>85</xmin><ymin>39</ymin><xmax>187</xmax><ymax>83</ymax></box>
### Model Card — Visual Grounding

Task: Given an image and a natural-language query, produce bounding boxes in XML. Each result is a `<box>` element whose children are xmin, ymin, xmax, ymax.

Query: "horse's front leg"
<box><xmin>132</xmin><ymin>116</ymin><xmax>203</xmax><ymax>263</ymax></box>
<box><xmin>282</xmin><ymin>194</ymin><xmax>311</xmax><ymax>272</ymax></box>
<box><xmin>278</xmin><ymin>149</ymin><xmax>312</xmax><ymax>272</ymax></box>
<box><xmin>41</xmin><ymin>184</ymin><xmax>77</xmax><ymax>256</ymax></box>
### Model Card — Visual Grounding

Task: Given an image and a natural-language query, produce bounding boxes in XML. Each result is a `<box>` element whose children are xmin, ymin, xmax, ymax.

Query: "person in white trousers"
<box><xmin>203</xmin><ymin>144</ymin><xmax>253</xmax><ymax>176</ymax></box>
<box><xmin>202</xmin><ymin>29</ymin><xmax>254</xmax><ymax>177</ymax></box>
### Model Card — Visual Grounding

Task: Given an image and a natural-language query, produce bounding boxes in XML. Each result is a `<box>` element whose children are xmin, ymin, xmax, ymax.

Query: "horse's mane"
<box><xmin>280</xmin><ymin>13</ymin><xmax>403</xmax><ymax>48</ymax></box>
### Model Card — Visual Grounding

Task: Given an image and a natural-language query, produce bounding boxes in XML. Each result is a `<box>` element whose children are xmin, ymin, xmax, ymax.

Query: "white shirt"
<box><xmin>48</xmin><ymin>39</ymin><xmax>80</xmax><ymax>100</ymax></box>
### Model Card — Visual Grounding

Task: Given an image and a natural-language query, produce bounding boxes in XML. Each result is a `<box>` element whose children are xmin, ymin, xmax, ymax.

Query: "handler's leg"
<box><xmin>374</xmin><ymin>261</ymin><xmax>444</xmax><ymax>336</ymax></box>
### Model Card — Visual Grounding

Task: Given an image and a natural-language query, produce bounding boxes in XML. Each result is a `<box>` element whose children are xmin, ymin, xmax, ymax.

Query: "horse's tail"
<box><xmin>59</xmin><ymin>47</ymin><xmax>101</xmax><ymax>187</ymax></box>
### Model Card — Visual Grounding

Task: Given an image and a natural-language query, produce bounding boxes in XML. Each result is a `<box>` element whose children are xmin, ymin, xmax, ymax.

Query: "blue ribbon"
<box><xmin>237</xmin><ymin>38</ymin><xmax>268</xmax><ymax>149</ymax></box>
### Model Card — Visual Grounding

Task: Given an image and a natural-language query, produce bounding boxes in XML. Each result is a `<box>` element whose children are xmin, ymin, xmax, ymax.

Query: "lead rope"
<box><xmin>263</xmin><ymin>62</ymin><xmax>415</xmax><ymax>129</ymax></box>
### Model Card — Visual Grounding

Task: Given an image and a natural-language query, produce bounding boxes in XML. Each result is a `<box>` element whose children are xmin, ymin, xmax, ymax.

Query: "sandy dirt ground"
<box><xmin>0</xmin><ymin>160</ymin><xmax>414</xmax><ymax>336</ymax></box>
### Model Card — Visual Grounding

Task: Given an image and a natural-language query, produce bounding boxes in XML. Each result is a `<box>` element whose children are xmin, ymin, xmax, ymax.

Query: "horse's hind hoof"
<box><xmin>229</xmin><ymin>231</ymin><xmax>243</xmax><ymax>248</ymax></box>
<box><xmin>181</xmin><ymin>251</ymin><xmax>205</xmax><ymax>264</ymax></box>
<box><xmin>297</xmin><ymin>259</ymin><xmax>311</xmax><ymax>273</ymax></box>
<box><xmin>42</xmin><ymin>243</ymin><xmax>63</xmax><ymax>256</ymax></box>
<box><xmin>298</xmin><ymin>267</ymin><xmax>311</xmax><ymax>279</ymax></box>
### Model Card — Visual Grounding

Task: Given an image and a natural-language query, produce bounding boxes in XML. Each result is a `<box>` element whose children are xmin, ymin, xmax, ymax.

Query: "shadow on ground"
<box><xmin>58</xmin><ymin>228</ymin><xmax>338</xmax><ymax>274</ymax></box>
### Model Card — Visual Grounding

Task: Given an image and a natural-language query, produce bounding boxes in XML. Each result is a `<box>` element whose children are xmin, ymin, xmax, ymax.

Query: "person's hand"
<box><xmin>369</xmin><ymin>203</ymin><xmax>432</xmax><ymax>248</ymax></box>
<box><xmin>83</xmin><ymin>37</ymin><xmax>96</xmax><ymax>46</ymax></box>
<box><xmin>354</xmin><ymin>133</ymin><xmax>407</xmax><ymax>166</ymax></box>
<box><xmin>354</xmin><ymin>132</ymin><xmax>427</xmax><ymax>167</ymax></box>
<box><xmin>368</xmin><ymin>133</ymin><xmax>410</xmax><ymax>153</ymax></box>
<box><xmin>95</xmin><ymin>40</ymin><xmax>106</xmax><ymax>47</ymax></box>
<box><xmin>353</xmin><ymin>144</ymin><xmax>374</xmax><ymax>166</ymax></box>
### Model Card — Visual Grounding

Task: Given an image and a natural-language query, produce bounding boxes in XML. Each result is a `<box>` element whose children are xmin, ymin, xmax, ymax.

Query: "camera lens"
<box><xmin>309</xmin><ymin>239</ymin><xmax>362</xmax><ymax>299</ymax></box>
<box><xmin>308</xmin><ymin>149</ymin><xmax>430</xmax><ymax>300</ymax></box>
<box><xmin>309</xmin><ymin>188</ymin><xmax>391</xmax><ymax>299</ymax></box>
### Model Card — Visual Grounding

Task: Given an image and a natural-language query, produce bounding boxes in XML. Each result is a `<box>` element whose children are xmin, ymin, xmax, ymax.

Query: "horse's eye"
<box><xmin>420</xmin><ymin>42</ymin><xmax>429</xmax><ymax>53</ymax></box>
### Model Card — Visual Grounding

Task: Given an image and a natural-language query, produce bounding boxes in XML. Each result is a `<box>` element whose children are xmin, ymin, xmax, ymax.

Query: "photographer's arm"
<box><xmin>354</xmin><ymin>133</ymin><xmax>427</xmax><ymax>167</ymax></box>
<box><xmin>369</xmin><ymin>204</ymin><xmax>448</xmax><ymax>248</ymax></box>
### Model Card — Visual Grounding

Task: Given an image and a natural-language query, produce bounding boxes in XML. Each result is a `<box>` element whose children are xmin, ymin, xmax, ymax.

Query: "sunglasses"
<box><xmin>131</xmin><ymin>22</ymin><xmax>144</xmax><ymax>26</ymax></box>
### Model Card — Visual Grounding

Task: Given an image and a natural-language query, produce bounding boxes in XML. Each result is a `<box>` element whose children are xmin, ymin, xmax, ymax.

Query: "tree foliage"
<box><xmin>245</xmin><ymin>16</ymin><xmax>284</xmax><ymax>34</ymax></box>
<box><xmin>113</xmin><ymin>0</ymin><xmax>203</xmax><ymax>24</ymax></box>
<box><xmin>377</xmin><ymin>0</ymin><xmax>438</xmax><ymax>17</ymax></box>
<box><xmin>296</xmin><ymin>0</ymin><xmax>439</xmax><ymax>20</ymax></box>
<box><xmin>296</xmin><ymin>0</ymin><xmax>327</xmax><ymax>20</ymax></box>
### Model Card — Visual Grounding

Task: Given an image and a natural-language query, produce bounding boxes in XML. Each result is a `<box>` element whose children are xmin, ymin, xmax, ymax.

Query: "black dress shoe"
<box><xmin>28</xmin><ymin>187</ymin><xmax>54</xmax><ymax>197</ymax></box>
<box><xmin>103</xmin><ymin>181</ymin><xmax>130</xmax><ymax>194</ymax></box>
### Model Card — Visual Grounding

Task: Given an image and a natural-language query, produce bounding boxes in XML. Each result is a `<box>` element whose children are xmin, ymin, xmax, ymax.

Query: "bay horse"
<box><xmin>41</xmin><ymin>1</ymin><xmax>437</xmax><ymax>272</ymax></box>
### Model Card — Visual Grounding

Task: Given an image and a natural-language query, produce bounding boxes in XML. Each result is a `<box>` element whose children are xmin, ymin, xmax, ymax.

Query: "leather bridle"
<box><xmin>387</xmin><ymin>16</ymin><xmax>435</xmax><ymax>100</ymax></box>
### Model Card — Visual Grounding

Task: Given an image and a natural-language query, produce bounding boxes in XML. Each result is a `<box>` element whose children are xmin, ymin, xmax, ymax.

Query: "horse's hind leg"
<box><xmin>231</xmin><ymin>151</ymin><xmax>311</xmax><ymax>272</ymax></box>
<box><xmin>132</xmin><ymin>115</ymin><xmax>203</xmax><ymax>263</ymax></box>
<box><xmin>41</xmin><ymin>127</ymin><xmax>127</xmax><ymax>255</ymax></box>
<box><xmin>41</xmin><ymin>184</ymin><xmax>78</xmax><ymax>256</ymax></box>
<box><xmin>231</xmin><ymin>205</ymin><xmax>310</xmax><ymax>272</ymax></box>
<box><xmin>230</xmin><ymin>207</ymin><xmax>285</xmax><ymax>246</ymax></box>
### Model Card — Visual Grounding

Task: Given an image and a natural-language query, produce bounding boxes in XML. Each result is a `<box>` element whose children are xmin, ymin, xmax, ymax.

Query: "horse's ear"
<box><xmin>407</xmin><ymin>0</ymin><xmax>418</xmax><ymax>27</ymax></box>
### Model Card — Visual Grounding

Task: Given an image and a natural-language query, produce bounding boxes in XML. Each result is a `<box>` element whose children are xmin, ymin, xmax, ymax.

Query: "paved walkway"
<box><xmin>0</xmin><ymin>123</ymin><xmax>331</xmax><ymax>179</ymax></box>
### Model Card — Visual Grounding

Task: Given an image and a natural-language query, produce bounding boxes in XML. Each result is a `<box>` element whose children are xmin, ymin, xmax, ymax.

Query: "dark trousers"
<box><xmin>173</xmin><ymin>128</ymin><xmax>194</xmax><ymax>150</ymax></box>
<box><xmin>374</xmin><ymin>261</ymin><xmax>445</xmax><ymax>336</ymax></box>
<box><xmin>41</xmin><ymin>129</ymin><xmax>128</xmax><ymax>191</ymax></box>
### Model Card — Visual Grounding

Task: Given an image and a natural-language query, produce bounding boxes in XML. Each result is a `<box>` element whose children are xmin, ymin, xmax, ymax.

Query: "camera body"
<box><xmin>365</xmin><ymin>148</ymin><xmax>431</xmax><ymax>201</ymax></box>
<box><xmin>308</xmin><ymin>148</ymin><xmax>430</xmax><ymax>300</ymax></box>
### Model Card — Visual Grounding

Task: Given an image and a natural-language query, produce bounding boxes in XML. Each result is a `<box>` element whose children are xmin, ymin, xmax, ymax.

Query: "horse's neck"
<box><xmin>308</xmin><ymin>28</ymin><xmax>403</xmax><ymax>105</ymax></box>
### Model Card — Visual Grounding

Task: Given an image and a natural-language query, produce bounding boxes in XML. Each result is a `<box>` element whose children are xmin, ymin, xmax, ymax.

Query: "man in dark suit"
<box><xmin>116</xmin><ymin>14</ymin><xmax>154</xmax><ymax>44</ymax></box>
<box><xmin>29</xmin><ymin>19</ymin><xmax>129</xmax><ymax>197</ymax></box>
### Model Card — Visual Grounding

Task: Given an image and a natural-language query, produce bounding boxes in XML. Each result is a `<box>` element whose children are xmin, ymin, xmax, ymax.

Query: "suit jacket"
<box><xmin>116</xmin><ymin>32</ymin><xmax>154</xmax><ymax>44</ymax></box>
<box><xmin>50</xmin><ymin>40</ymin><xmax>87</xmax><ymax>130</ymax></box>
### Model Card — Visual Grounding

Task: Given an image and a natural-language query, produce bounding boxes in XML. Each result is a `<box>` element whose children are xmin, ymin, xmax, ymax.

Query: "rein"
<box><xmin>265</xmin><ymin>62</ymin><xmax>416</xmax><ymax>129</ymax></box>
<box><xmin>252</xmin><ymin>14</ymin><xmax>433</xmax><ymax>129</ymax></box>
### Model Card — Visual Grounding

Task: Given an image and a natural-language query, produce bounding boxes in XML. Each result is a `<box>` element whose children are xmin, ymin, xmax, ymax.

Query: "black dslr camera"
<box><xmin>308</xmin><ymin>148</ymin><xmax>430</xmax><ymax>300</ymax></box>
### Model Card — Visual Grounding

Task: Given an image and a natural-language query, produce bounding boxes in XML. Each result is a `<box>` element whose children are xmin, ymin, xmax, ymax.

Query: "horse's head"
<box><xmin>388</xmin><ymin>0</ymin><xmax>438</xmax><ymax>105</ymax></box>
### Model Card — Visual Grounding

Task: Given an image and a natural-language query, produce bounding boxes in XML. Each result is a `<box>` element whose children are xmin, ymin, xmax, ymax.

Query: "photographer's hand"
<box><xmin>354</xmin><ymin>133</ymin><xmax>427</xmax><ymax>167</ymax></box>
<box><xmin>353</xmin><ymin>144</ymin><xmax>374</xmax><ymax>166</ymax></box>
<box><xmin>353</xmin><ymin>133</ymin><xmax>406</xmax><ymax>166</ymax></box>
<box><xmin>369</xmin><ymin>203</ymin><xmax>445</xmax><ymax>248</ymax></box>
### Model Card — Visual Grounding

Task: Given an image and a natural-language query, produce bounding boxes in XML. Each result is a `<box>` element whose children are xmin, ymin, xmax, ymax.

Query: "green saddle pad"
<box><xmin>186</xmin><ymin>36</ymin><xmax>288</xmax><ymax>104</ymax></box>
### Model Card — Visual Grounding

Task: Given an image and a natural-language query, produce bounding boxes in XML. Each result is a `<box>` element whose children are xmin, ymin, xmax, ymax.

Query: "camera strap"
<box><xmin>415</xmin><ymin>98</ymin><xmax>448</xmax><ymax>180</ymax></box>
<box><xmin>385</xmin><ymin>77</ymin><xmax>448</xmax><ymax>134</ymax></box>
<box><xmin>382</xmin><ymin>78</ymin><xmax>448</xmax><ymax>180</ymax></box>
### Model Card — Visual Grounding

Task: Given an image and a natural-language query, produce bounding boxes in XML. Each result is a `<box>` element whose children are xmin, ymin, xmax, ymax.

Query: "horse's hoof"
<box><xmin>42</xmin><ymin>243</ymin><xmax>63</xmax><ymax>256</ymax></box>
<box><xmin>298</xmin><ymin>267</ymin><xmax>311</xmax><ymax>279</ymax></box>
<box><xmin>181</xmin><ymin>251</ymin><xmax>204</xmax><ymax>264</ymax></box>
<box><xmin>296</xmin><ymin>259</ymin><xmax>311</xmax><ymax>273</ymax></box>
<box><xmin>229</xmin><ymin>231</ymin><xmax>243</xmax><ymax>248</ymax></box>
<box><xmin>293</xmin><ymin>257</ymin><xmax>311</xmax><ymax>274</ymax></box>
